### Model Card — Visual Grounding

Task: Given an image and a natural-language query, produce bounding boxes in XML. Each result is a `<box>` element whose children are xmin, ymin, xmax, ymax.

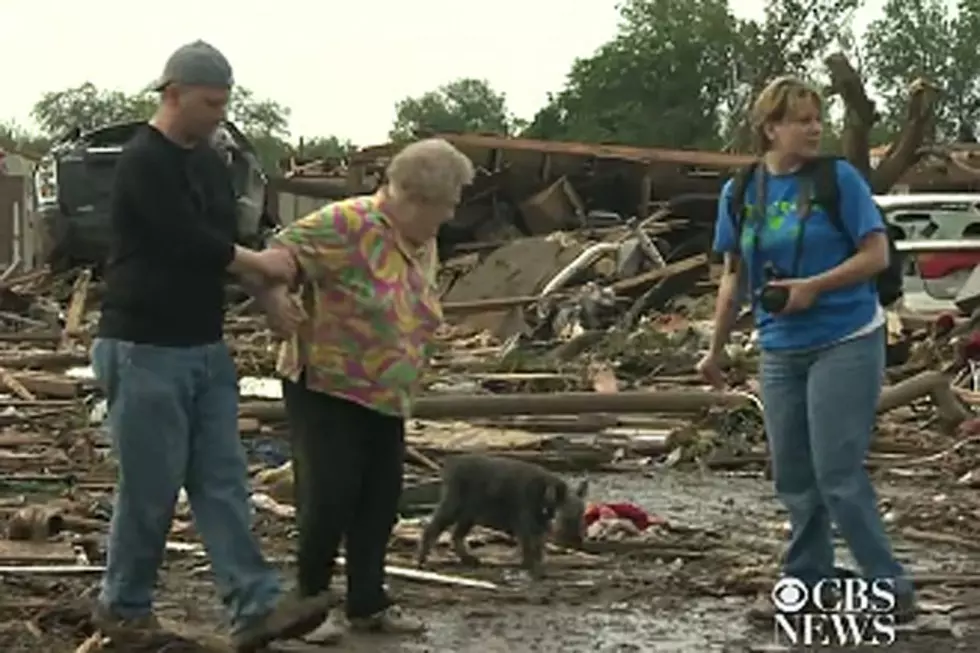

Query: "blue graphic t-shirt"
<box><xmin>712</xmin><ymin>159</ymin><xmax>885</xmax><ymax>352</ymax></box>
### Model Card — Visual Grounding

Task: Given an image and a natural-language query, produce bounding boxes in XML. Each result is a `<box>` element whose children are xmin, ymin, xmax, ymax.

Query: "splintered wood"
<box><xmin>59</xmin><ymin>268</ymin><xmax>92</xmax><ymax>351</ymax></box>
<box><xmin>0</xmin><ymin>368</ymin><xmax>35</xmax><ymax>401</ymax></box>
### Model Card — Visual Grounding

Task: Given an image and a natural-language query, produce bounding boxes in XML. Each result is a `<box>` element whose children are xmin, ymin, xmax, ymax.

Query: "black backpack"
<box><xmin>727</xmin><ymin>155</ymin><xmax>903</xmax><ymax>307</ymax></box>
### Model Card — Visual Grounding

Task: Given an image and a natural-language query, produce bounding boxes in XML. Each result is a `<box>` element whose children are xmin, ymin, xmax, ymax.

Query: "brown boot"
<box><xmin>349</xmin><ymin>605</ymin><xmax>425</xmax><ymax>635</ymax></box>
<box><xmin>231</xmin><ymin>592</ymin><xmax>337</xmax><ymax>653</ymax></box>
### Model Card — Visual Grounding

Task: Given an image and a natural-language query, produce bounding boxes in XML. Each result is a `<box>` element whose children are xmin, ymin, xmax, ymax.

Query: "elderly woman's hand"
<box><xmin>260</xmin><ymin>286</ymin><xmax>307</xmax><ymax>337</ymax></box>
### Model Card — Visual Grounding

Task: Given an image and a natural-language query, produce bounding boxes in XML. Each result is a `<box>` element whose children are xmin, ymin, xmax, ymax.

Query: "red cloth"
<box><xmin>583</xmin><ymin>502</ymin><xmax>663</xmax><ymax>531</ymax></box>
<box><xmin>935</xmin><ymin>312</ymin><xmax>956</xmax><ymax>335</ymax></box>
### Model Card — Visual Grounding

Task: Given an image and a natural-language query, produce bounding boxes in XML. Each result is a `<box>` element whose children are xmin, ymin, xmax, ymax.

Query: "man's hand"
<box><xmin>766</xmin><ymin>278</ymin><xmax>820</xmax><ymax>313</ymax></box>
<box><xmin>259</xmin><ymin>285</ymin><xmax>307</xmax><ymax>337</ymax></box>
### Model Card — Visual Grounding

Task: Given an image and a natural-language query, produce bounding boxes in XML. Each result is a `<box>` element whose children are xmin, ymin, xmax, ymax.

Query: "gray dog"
<box><xmin>416</xmin><ymin>454</ymin><xmax>588</xmax><ymax>578</ymax></box>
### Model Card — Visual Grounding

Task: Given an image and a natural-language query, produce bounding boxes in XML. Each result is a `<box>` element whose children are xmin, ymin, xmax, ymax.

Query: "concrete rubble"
<box><xmin>1</xmin><ymin>185</ymin><xmax>980</xmax><ymax>649</ymax></box>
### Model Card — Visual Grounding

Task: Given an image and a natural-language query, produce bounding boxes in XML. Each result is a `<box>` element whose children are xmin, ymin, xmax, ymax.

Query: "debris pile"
<box><xmin>0</xmin><ymin>214</ymin><xmax>977</xmax><ymax>648</ymax></box>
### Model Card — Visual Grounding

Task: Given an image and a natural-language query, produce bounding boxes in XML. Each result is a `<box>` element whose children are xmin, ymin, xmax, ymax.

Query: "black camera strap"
<box><xmin>748</xmin><ymin>166</ymin><xmax>814</xmax><ymax>282</ymax></box>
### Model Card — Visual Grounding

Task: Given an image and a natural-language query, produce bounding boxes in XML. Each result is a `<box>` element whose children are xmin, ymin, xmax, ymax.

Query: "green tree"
<box><xmin>0</xmin><ymin>121</ymin><xmax>50</xmax><ymax>157</ymax></box>
<box><xmin>864</xmin><ymin>0</ymin><xmax>980</xmax><ymax>140</ymax></box>
<box><xmin>390</xmin><ymin>78</ymin><xmax>515</xmax><ymax>142</ymax></box>
<box><xmin>30</xmin><ymin>83</ymin><xmax>294</xmax><ymax>169</ymax></box>
<box><xmin>31</xmin><ymin>82</ymin><xmax>157</xmax><ymax>135</ymax></box>
<box><xmin>228</xmin><ymin>87</ymin><xmax>290</xmax><ymax>138</ymax></box>
<box><xmin>31</xmin><ymin>83</ymin><xmax>290</xmax><ymax>139</ymax></box>
<box><xmin>298</xmin><ymin>135</ymin><xmax>358</xmax><ymax>160</ymax></box>
<box><xmin>525</xmin><ymin>0</ymin><xmax>740</xmax><ymax>149</ymax></box>
<box><xmin>721</xmin><ymin>0</ymin><xmax>861</xmax><ymax>149</ymax></box>
<box><xmin>524</xmin><ymin>0</ymin><xmax>860</xmax><ymax>150</ymax></box>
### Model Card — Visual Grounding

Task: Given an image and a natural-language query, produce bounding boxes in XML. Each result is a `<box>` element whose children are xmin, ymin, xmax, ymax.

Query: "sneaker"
<box><xmin>231</xmin><ymin>592</ymin><xmax>337</xmax><ymax>653</ymax></box>
<box><xmin>302</xmin><ymin>608</ymin><xmax>348</xmax><ymax>645</ymax></box>
<box><xmin>91</xmin><ymin>604</ymin><xmax>167</xmax><ymax>646</ymax></box>
<box><xmin>349</xmin><ymin>605</ymin><xmax>425</xmax><ymax>635</ymax></box>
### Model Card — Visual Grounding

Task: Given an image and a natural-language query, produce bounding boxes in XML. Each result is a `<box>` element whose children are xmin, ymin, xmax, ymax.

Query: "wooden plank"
<box><xmin>0</xmin><ymin>540</ymin><xmax>77</xmax><ymax>564</ymax></box>
<box><xmin>608</xmin><ymin>254</ymin><xmax>708</xmax><ymax>293</ymax></box>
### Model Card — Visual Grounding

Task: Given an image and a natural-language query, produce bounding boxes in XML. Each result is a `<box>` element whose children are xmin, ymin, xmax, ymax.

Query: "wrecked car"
<box><xmin>33</xmin><ymin>120</ymin><xmax>278</xmax><ymax>270</ymax></box>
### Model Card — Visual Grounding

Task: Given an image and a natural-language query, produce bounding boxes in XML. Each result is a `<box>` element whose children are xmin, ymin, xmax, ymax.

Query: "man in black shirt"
<box><xmin>91</xmin><ymin>41</ymin><xmax>326</xmax><ymax>652</ymax></box>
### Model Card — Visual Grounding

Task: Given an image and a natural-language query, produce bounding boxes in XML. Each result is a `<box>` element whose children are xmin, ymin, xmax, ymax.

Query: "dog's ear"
<box><xmin>543</xmin><ymin>481</ymin><xmax>568</xmax><ymax>509</ymax></box>
<box><xmin>574</xmin><ymin>479</ymin><xmax>589</xmax><ymax>499</ymax></box>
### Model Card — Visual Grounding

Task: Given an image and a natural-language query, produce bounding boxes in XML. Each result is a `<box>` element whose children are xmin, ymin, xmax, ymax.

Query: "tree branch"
<box><xmin>871</xmin><ymin>78</ymin><xmax>941</xmax><ymax>192</ymax></box>
<box><xmin>824</xmin><ymin>52</ymin><xmax>876</xmax><ymax>175</ymax></box>
<box><xmin>824</xmin><ymin>52</ymin><xmax>940</xmax><ymax>193</ymax></box>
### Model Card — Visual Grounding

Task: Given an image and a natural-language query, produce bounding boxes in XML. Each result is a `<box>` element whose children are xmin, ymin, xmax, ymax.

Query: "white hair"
<box><xmin>385</xmin><ymin>138</ymin><xmax>475</xmax><ymax>203</ymax></box>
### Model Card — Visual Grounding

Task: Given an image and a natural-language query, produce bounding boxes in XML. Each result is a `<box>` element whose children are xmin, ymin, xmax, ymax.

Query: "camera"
<box><xmin>758</xmin><ymin>262</ymin><xmax>790</xmax><ymax>313</ymax></box>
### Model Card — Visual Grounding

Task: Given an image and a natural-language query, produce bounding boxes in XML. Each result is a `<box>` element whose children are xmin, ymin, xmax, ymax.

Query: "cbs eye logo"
<box><xmin>771</xmin><ymin>577</ymin><xmax>809</xmax><ymax>613</ymax></box>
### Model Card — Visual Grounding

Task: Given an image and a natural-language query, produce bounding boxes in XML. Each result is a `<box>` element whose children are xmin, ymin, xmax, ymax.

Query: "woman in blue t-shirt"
<box><xmin>697</xmin><ymin>76</ymin><xmax>917</xmax><ymax>621</ymax></box>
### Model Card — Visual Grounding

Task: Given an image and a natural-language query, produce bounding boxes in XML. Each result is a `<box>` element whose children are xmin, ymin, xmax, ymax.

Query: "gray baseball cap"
<box><xmin>149</xmin><ymin>40</ymin><xmax>234</xmax><ymax>92</ymax></box>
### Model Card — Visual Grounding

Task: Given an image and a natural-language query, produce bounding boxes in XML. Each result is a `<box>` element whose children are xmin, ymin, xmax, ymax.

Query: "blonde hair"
<box><xmin>385</xmin><ymin>138</ymin><xmax>475</xmax><ymax>204</ymax></box>
<box><xmin>750</xmin><ymin>76</ymin><xmax>823</xmax><ymax>153</ymax></box>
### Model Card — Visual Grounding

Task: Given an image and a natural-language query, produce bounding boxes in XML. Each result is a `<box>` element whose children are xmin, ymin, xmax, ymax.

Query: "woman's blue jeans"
<box><xmin>760</xmin><ymin>326</ymin><xmax>912</xmax><ymax>596</ymax></box>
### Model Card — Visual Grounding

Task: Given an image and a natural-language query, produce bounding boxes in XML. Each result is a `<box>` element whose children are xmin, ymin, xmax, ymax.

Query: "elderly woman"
<box><xmin>697</xmin><ymin>77</ymin><xmax>917</xmax><ymax>621</ymax></box>
<box><xmin>259</xmin><ymin>138</ymin><xmax>473</xmax><ymax>645</ymax></box>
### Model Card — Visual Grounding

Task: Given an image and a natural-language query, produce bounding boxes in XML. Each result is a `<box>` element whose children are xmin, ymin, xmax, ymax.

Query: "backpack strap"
<box><xmin>726</xmin><ymin>161</ymin><xmax>760</xmax><ymax>254</ymax></box>
<box><xmin>806</xmin><ymin>155</ymin><xmax>849</xmax><ymax>247</ymax></box>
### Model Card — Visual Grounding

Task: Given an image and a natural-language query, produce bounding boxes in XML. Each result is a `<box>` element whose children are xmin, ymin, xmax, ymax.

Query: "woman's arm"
<box><xmin>709</xmin><ymin>254</ymin><xmax>743</xmax><ymax>356</ymax></box>
<box><xmin>807</xmin><ymin>232</ymin><xmax>888</xmax><ymax>294</ymax></box>
<box><xmin>708</xmin><ymin>180</ymin><xmax>743</xmax><ymax>356</ymax></box>
<box><xmin>806</xmin><ymin>161</ymin><xmax>889</xmax><ymax>294</ymax></box>
<box><xmin>272</xmin><ymin>202</ymin><xmax>362</xmax><ymax>287</ymax></box>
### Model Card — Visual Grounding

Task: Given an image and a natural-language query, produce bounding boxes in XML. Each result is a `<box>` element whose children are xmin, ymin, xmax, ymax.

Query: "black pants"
<box><xmin>282</xmin><ymin>377</ymin><xmax>405</xmax><ymax>618</ymax></box>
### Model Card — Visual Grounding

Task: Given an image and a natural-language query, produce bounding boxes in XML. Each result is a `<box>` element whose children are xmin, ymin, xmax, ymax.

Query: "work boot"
<box><xmin>302</xmin><ymin>607</ymin><xmax>348</xmax><ymax>645</ymax></box>
<box><xmin>894</xmin><ymin>591</ymin><xmax>919</xmax><ymax>625</ymax></box>
<box><xmin>231</xmin><ymin>592</ymin><xmax>336</xmax><ymax>653</ymax></box>
<box><xmin>91</xmin><ymin>604</ymin><xmax>168</xmax><ymax>647</ymax></box>
<box><xmin>349</xmin><ymin>605</ymin><xmax>425</xmax><ymax>634</ymax></box>
<box><xmin>745</xmin><ymin>583</ymin><xmax>839</xmax><ymax>626</ymax></box>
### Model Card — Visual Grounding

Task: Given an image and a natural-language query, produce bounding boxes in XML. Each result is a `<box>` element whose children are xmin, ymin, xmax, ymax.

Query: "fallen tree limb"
<box><xmin>876</xmin><ymin>370</ymin><xmax>970</xmax><ymax>428</ymax></box>
<box><xmin>240</xmin><ymin>389</ymin><xmax>754</xmax><ymax>422</ymax></box>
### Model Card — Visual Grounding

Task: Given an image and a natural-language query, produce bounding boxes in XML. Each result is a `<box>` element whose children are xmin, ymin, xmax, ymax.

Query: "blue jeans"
<box><xmin>91</xmin><ymin>338</ymin><xmax>281</xmax><ymax>632</ymax></box>
<box><xmin>760</xmin><ymin>327</ymin><xmax>912</xmax><ymax>596</ymax></box>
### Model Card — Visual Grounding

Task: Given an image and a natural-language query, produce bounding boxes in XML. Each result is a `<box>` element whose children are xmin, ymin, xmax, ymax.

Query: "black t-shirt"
<box><xmin>98</xmin><ymin>124</ymin><xmax>237</xmax><ymax>346</ymax></box>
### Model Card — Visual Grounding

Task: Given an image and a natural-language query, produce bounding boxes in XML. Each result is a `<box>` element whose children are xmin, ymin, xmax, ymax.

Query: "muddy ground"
<box><xmin>2</xmin><ymin>468</ymin><xmax>978</xmax><ymax>652</ymax></box>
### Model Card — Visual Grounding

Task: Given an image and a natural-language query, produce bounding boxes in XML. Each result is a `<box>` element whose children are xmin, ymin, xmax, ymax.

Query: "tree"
<box><xmin>30</xmin><ymin>82</ymin><xmax>295</xmax><ymax>170</ymax></box>
<box><xmin>721</xmin><ymin>0</ymin><xmax>862</xmax><ymax>149</ymax></box>
<box><xmin>724</xmin><ymin>0</ymin><xmax>938</xmax><ymax>189</ymax></box>
<box><xmin>228</xmin><ymin>87</ymin><xmax>290</xmax><ymax>138</ymax></box>
<box><xmin>521</xmin><ymin>0</ymin><xmax>936</xmax><ymax>190</ymax></box>
<box><xmin>32</xmin><ymin>82</ymin><xmax>157</xmax><ymax>136</ymax></box>
<box><xmin>390</xmin><ymin>78</ymin><xmax>515</xmax><ymax>142</ymax></box>
<box><xmin>260</xmin><ymin>136</ymin><xmax>359</xmax><ymax>174</ymax></box>
<box><xmin>298</xmin><ymin>136</ymin><xmax>358</xmax><ymax>160</ymax></box>
<box><xmin>525</xmin><ymin>0</ymin><xmax>740</xmax><ymax>149</ymax></box>
<box><xmin>31</xmin><ymin>83</ymin><xmax>291</xmax><ymax>140</ymax></box>
<box><xmin>0</xmin><ymin>121</ymin><xmax>50</xmax><ymax>157</ymax></box>
<box><xmin>523</xmin><ymin>0</ymin><xmax>864</xmax><ymax>150</ymax></box>
<box><xmin>864</xmin><ymin>0</ymin><xmax>980</xmax><ymax>140</ymax></box>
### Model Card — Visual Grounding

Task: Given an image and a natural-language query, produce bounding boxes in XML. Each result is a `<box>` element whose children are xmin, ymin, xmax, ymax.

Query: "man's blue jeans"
<box><xmin>91</xmin><ymin>338</ymin><xmax>280</xmax><ymax>631</ymax></box>
<box><xmin>759</xmin><ymin>327</ymin><xmax>912</xmax><ymax>596</ymax></box>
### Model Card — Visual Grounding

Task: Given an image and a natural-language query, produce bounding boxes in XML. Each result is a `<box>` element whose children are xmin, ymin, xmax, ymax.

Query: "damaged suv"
<box><xmin>33</xmin><ymin>120</ymin><xmax>277</xmax><ymax>270</ymax></box>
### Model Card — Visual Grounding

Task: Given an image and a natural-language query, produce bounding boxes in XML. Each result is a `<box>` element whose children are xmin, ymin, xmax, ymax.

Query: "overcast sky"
<box><xmin>2</xmin><ymin>0</ymin><xmax>895</xmax><ymax>145</ymax></box>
